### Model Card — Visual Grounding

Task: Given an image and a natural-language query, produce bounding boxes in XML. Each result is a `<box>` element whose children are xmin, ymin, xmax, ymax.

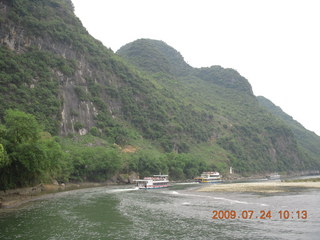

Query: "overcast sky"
<box><xmin>72</xmin><ymin>0</ymin><xmax>320</xmax><ymax>136</ymax></box>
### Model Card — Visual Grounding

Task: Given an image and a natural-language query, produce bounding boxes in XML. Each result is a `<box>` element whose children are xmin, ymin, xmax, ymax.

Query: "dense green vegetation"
<box><xmin>0</xmin><ymin>0</ymin><xmax>320</xmax><ymax>189</ymax></box>
<box><xmin>117</xmin><ymin>39</ymin><xmax>192</xmax><ymax>76</ymax></box>
<box><xmin>0</xmin><ymin>110</ymin><xmax>66</xmax><ymax>189</ymax></box>
<box><xmin>0</xmin><ymin>110</ymin><xmax>209</xmax><ymax>189</ymax></box>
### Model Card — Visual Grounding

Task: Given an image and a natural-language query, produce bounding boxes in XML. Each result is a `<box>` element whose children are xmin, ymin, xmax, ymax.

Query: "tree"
<box><xmin>0</xmin><ymin>110</ymin><xmax>66</xmax><ymax>188</ymax></box>
<box><xmin>0</xmin><ymin>143</ymin><xmax>8</xmax><ymax>167</ymax></box>
<box><xmin>4</xmin><ymin>109</ymin><xmax>41</xmax><ymax>145</ymax></box>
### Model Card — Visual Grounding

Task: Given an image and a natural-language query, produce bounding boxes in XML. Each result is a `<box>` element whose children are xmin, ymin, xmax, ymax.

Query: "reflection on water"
<box><xmin>0</xmin><ymin>184</ymin><xmax>319</xmax><ymax>240</ymax></box>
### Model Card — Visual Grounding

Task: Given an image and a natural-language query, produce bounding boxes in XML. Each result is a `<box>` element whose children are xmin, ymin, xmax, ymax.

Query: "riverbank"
<box><xmin>198</xmin><ymin>180</ymin><xmax>320</xmax><ymax>193</ymax></box>
<box><xmin>0</xmin><ymin>172</ymin><xmax>139</xmax><ymax>209</ymax></box>
<box><xmin>0</xmin><ymin>182</ymin><xmax>108</xmax><ymax>209</ymax></box>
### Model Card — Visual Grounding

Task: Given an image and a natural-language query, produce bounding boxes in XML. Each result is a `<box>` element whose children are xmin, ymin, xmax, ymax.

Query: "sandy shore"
<box><xmin>198</xmin><ymin>181</ymin><xmax>320</xmax><ymax>193</ymax></box>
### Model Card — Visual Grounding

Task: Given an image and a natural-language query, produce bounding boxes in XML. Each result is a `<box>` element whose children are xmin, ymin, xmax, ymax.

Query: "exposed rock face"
<box><xmin>117</xmin><ymin>172</ymin><xmax>139</xmax><ymax>184</ymax></box>
<box><xmin>0</xmin><ymin>0</ymin><xmax>111</xmax><ymax>136</ymax></box>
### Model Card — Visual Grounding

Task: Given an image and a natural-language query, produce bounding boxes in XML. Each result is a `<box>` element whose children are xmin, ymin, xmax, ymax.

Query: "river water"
<box><xmin>0</xmin><ymin>183</ymin><xmax>319</xmax><ymax>239</ymax></box>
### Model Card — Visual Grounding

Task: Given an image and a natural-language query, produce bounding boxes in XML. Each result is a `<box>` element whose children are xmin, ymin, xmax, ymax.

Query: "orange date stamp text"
<box><xmin>212</xmin><ymin>210</ymin><xmax>308</xmax><ymax>220</ymax></box>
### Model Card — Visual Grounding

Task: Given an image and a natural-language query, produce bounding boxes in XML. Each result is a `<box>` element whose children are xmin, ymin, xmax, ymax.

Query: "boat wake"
<box><xmin>163</xmin><ymin>191</ymin><xmax>180</xmax><ymax>195</ymax></box>
<box><xmin>107</xmin><ymin>187</ymin><xmax>139</xmax><ymax>193</ymax></box>
<box><xmin>167</xmin><ymin>191</ymin><xmax>269</xmax><ymax>206</ymax></box>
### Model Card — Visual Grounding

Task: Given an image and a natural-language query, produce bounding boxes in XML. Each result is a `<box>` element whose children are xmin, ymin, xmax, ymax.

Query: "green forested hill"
<box><xmin>0</xmin><ymin>0</ymin><xmax>319</xmax><ymax>189</ymax></box>
<box><xmin>117</xmin><ymin>39</ymin><xmax>319</xmax><ymax>172</ymax></box>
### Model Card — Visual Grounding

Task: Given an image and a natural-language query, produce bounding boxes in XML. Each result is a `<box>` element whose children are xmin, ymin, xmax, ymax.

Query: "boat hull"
<box><xmin>139</xmin><ymin>185</ymin><xmax>169</xmax><ymax>189</ymax></box>
<box><xmin>200</xmin><ymin>180</ymin><xmax>222</xmax><ymax>183</ymax></box>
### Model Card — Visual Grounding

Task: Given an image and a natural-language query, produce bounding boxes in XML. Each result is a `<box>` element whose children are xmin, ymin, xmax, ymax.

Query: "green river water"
<box><xmin>0</xmin><ymin>183</ymin><xmax>319</xmax><ymax>239</ymax></box>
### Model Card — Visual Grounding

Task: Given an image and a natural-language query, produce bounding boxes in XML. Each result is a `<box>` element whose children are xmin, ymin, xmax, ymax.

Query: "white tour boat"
<box><xmin>134</xmin><ymin>175</ymin><xmax>169</xmax><ymax>189</ymax></box>
<box><xmin>194</xmin><ymin>171</ymin><xmax>221</xmax><ymax>183</ymax></box>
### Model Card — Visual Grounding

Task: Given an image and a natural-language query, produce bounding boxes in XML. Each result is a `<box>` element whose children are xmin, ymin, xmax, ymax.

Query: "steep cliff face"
<box><xmin>0</xmin><ymin>0</ymin><xmax>119</xmax><ymax>135</ymax></box>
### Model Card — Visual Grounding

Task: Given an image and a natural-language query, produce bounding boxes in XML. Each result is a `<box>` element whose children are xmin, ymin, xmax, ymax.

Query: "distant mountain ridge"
<box><xmin>117</xmin><ymin>39</ymin><xmax>253</xmax><ymax>95</ymax></box>
<box><xmin>0</xmin><ymin>0</ymin><xmax>319</xmax><ymax>177</ymax></box>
